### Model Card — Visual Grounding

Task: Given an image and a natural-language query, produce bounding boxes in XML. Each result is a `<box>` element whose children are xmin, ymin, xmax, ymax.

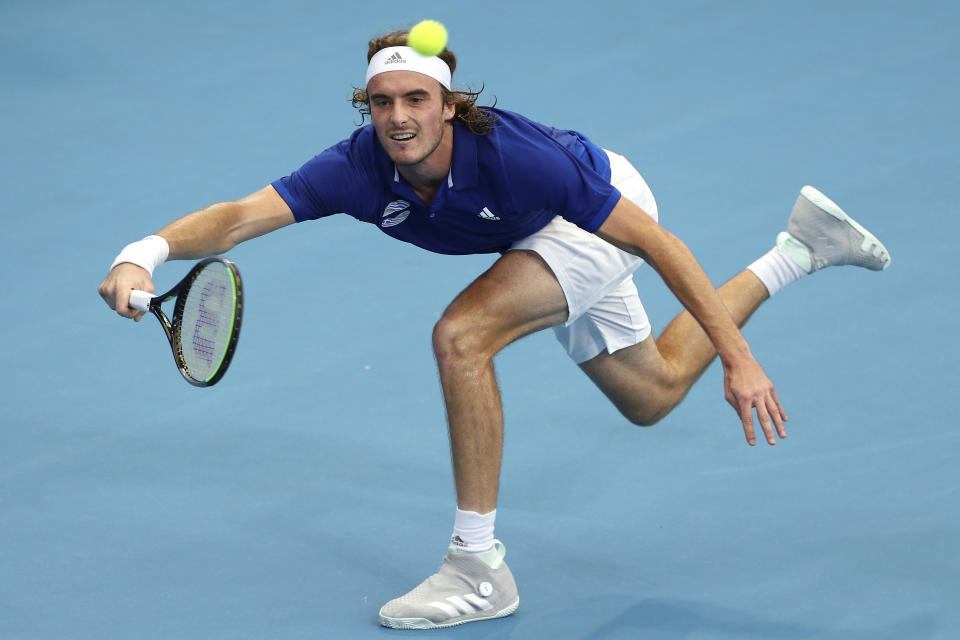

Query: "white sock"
<box><xmin>451</xmin><ymin>508</ymin><xmax>496</xmax><ymax>553</ymax></box>
<box><xmin>747</xmin><ymin>246</ymin><xmax>807</xmax><ymax>297</ymax></box>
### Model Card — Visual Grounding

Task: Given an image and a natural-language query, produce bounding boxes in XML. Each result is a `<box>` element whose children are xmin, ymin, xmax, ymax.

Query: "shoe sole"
<box><xmin>379</xmin><ymin>597</ymin><xmax>519</xmax><ymax>630</ymax></box>
<box><xmin>800</xmin><ymin>185</ymin><xmax>891</xmax><ymax>270</ymax></box>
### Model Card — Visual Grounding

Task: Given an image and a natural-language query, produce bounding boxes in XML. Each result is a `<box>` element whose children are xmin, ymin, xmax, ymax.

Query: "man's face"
<box><xmin>367</xmin><ymin>70</ymin><xmax>455</xmax><ymax>167</ymax></box>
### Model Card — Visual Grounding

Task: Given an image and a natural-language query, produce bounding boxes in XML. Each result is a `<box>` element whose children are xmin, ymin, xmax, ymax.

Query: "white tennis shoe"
<box><xmin>777</xmin><ymin>185</ymin><xmax>891</xmax><ymax>273</ymax></box>
<box><xmin>378</xmin><ymin>540</ymin><xmax>519</xmax><ymax>630</ymax></box>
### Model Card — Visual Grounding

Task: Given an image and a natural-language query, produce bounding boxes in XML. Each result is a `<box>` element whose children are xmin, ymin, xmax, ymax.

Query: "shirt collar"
<box><xmin>376</xmin><ymin>122</ymin><xmax>479</xmax><ymax>192</ymax></box>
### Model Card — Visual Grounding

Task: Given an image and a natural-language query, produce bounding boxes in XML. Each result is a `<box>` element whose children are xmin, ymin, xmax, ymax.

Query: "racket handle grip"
<box><xmin>129</xmin><ymin>289</ymin><xmax>155</xmax><ymax>312</ymax></box>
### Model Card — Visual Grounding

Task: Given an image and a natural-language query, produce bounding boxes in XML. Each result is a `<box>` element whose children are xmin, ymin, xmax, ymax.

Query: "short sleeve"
<box><xmin>271</xmin><ymin>131</ymin><xmax>380</xmax><ymax>223</ymax></box>
<box><xmin>505</xmin><ymin>140</ymin><xmax>621</xmax><ymax>233</ymax></box>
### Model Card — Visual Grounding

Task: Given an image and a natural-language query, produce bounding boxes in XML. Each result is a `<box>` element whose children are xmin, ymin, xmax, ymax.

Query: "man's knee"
<box><xmin>432</xmin><ymin>309</ymin><xmax>490</xmax><ymax>365</ymax></box>
<box><xmin>615</xmin><ymin>386</ymin><xmax>687</xmax><ymax>427</ymax></box>
<box><xmin>622</xmin><ymin>405</ymin><xmax>668</xmax><ymax>428</ymax></box>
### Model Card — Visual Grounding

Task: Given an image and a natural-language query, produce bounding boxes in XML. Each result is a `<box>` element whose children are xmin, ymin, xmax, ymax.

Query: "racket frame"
<box><xmin>145</xmin><ymin>256</ymin><xmax>243</xmax><ymax>387</ymax></box>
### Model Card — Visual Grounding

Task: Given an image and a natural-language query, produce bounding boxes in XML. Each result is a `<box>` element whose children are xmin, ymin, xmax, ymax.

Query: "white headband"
<box><xmin>365</xmin><ymin>46</ymin><xmax>451</xmax><ymax>90</ymax></box>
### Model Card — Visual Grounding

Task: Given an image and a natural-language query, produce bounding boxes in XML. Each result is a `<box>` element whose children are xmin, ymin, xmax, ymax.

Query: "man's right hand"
<box><xmin>98</xmin><ymin>185</ymin><xmax>295</xmax><ymax>322</ymax></box>
<box><xmin>98</xmin><ymin>263</ymin><xmax>155</xmax><ymax>322</ymax></box>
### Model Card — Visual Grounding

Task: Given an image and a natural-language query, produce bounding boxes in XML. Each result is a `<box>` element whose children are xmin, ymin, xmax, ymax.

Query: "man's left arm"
<box><xmin>595</xmin><ymin>195</ymin><xmax>787</xmax><ymax>446</ymax></box>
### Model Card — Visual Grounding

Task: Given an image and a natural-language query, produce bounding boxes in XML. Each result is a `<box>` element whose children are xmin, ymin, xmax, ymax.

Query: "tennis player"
<box><xmin>98</xmin><ymin>30</ymin><xmax>890</xmax><ymax>629</ymax></box>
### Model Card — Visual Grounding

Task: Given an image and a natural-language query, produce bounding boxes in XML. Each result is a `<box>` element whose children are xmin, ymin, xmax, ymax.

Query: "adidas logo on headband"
<box><xmin>365</xmin><ymin>46</ymin><xmax>452</xmax><ymax>89</ymax></box>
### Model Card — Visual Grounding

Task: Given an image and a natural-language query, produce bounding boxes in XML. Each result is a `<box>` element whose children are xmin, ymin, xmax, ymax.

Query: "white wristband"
<box><xmin>109</xmin><ymin>235</ymin><xmax>170</xmax><ymax>276</ymax></box>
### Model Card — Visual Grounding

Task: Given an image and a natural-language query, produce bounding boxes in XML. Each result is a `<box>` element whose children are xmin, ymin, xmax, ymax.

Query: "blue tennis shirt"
<box><xmin>271</xmin><ymin>108</ymin><xmax>622</xmax><ymax>255</ymax></box>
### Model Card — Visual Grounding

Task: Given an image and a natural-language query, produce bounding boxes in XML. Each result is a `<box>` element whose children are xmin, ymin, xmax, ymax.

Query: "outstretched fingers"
<box><xmin>736</xmin><ymin>389</ymin><xmax>787</xmax><ymax>446</ymax></box>
<box><xmin>771</xmin><ymin>387</ymin><xmax>788</xmax><ymax>437</ymax></box>
<box><xmin>737</xmin><ymin>400</ymin><xmax>758</xmax><ymax>446</ymax></box>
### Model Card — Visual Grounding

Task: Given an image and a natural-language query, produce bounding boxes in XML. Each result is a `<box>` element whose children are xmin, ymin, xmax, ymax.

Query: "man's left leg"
<box><xmin>576</xmin><ymin>269</ymin><xmax>771</xmax><ymax>429</ymax></box>
<box><xmin>379</xmin><ymin>249</ymin><xmax>569</xmax><ymax>630</ymax></box>
<box><xmin>576</xmin><ymin>185</ymin><xmax>892</xmax><ymax>432</ymax></box>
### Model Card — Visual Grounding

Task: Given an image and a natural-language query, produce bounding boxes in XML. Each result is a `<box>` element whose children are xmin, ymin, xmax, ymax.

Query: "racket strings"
<box><xmin>178</xmin><ymin>263</ymin><xmax>237</xmax><ymax>381</ymax></box>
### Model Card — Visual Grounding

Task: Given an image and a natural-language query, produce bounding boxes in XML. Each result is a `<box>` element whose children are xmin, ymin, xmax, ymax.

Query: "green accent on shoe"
<box><xmin>776</xmin><ymin>231</ymin><xmax>813</xmax><ymax>274</ymax></box>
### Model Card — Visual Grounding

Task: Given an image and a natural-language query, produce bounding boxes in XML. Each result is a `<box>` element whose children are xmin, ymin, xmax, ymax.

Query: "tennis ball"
<box><xmin>408</xmin><ymin>20</ymin><xmax>448</xmax><ymax>57</ymax></box>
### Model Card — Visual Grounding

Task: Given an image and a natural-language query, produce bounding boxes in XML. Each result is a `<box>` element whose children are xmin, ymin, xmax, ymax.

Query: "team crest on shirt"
<box><xmin>381</xmin><ymin>200</ymin><xmax>411</xmax><ymax>227</ymax></box>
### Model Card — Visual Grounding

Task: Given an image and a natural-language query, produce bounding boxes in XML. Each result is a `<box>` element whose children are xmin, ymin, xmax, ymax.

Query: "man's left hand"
<box><xmin>724</xmin><ymin>359</ymin><xmax>787</xmax><ymax>446</ymax></box>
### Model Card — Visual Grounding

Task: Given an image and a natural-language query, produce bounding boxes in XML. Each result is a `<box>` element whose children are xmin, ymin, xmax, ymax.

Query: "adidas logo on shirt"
<box><xmin>385</xmin><ymin>52</ymin><xmax>405</xmax><ymax>65</ymax></box>
<box><xmin>477</xmin><ymin>207</ymin><xmax>500</xmax><ymax>221</ymax></box>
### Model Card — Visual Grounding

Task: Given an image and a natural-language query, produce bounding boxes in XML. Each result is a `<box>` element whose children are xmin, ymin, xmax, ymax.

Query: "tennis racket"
<box><xmin>128</xmin><ymin>256</ymin><xmax>243</xmax><ymax>387</ymax></box>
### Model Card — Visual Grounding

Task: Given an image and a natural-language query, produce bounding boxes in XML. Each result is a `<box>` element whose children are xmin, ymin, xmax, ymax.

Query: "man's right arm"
<box><xmin>98</xmin><ymin>184</ymin><xmax>294</xmax><ymax>320</ymax></box>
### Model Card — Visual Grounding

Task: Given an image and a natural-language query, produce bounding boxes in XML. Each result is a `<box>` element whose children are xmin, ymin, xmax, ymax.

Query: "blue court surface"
<box><xmin>2</xmin><ymin>1</ymin><xmax>958</xmax><ymax>638</ymax></box>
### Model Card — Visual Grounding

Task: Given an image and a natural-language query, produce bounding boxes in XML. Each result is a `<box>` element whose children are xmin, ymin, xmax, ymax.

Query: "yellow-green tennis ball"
<box><xmin>408</xmin><ymin>20</ymin><xmax>448</xmax><ymax>56</ymax></box>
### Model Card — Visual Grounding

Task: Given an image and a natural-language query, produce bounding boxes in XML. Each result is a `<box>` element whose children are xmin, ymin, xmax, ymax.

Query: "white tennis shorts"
<box><xmin>509</xmin><ymin>149</ymin><xmax>658</xmax><ymax>363</ymax></box>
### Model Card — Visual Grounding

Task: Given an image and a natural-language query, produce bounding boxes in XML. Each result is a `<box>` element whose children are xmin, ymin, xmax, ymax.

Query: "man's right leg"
<box><xmin>379</xmin><ymin>249</ymin><xmax>569</xmax><ymax>630</ymax></box>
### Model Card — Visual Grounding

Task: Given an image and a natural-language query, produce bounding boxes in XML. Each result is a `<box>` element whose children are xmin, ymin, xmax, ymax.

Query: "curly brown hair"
<box><xmin>351</xmin><ymin>30</ymin><xmax>498</xmax><ymax>135</ymax></box>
